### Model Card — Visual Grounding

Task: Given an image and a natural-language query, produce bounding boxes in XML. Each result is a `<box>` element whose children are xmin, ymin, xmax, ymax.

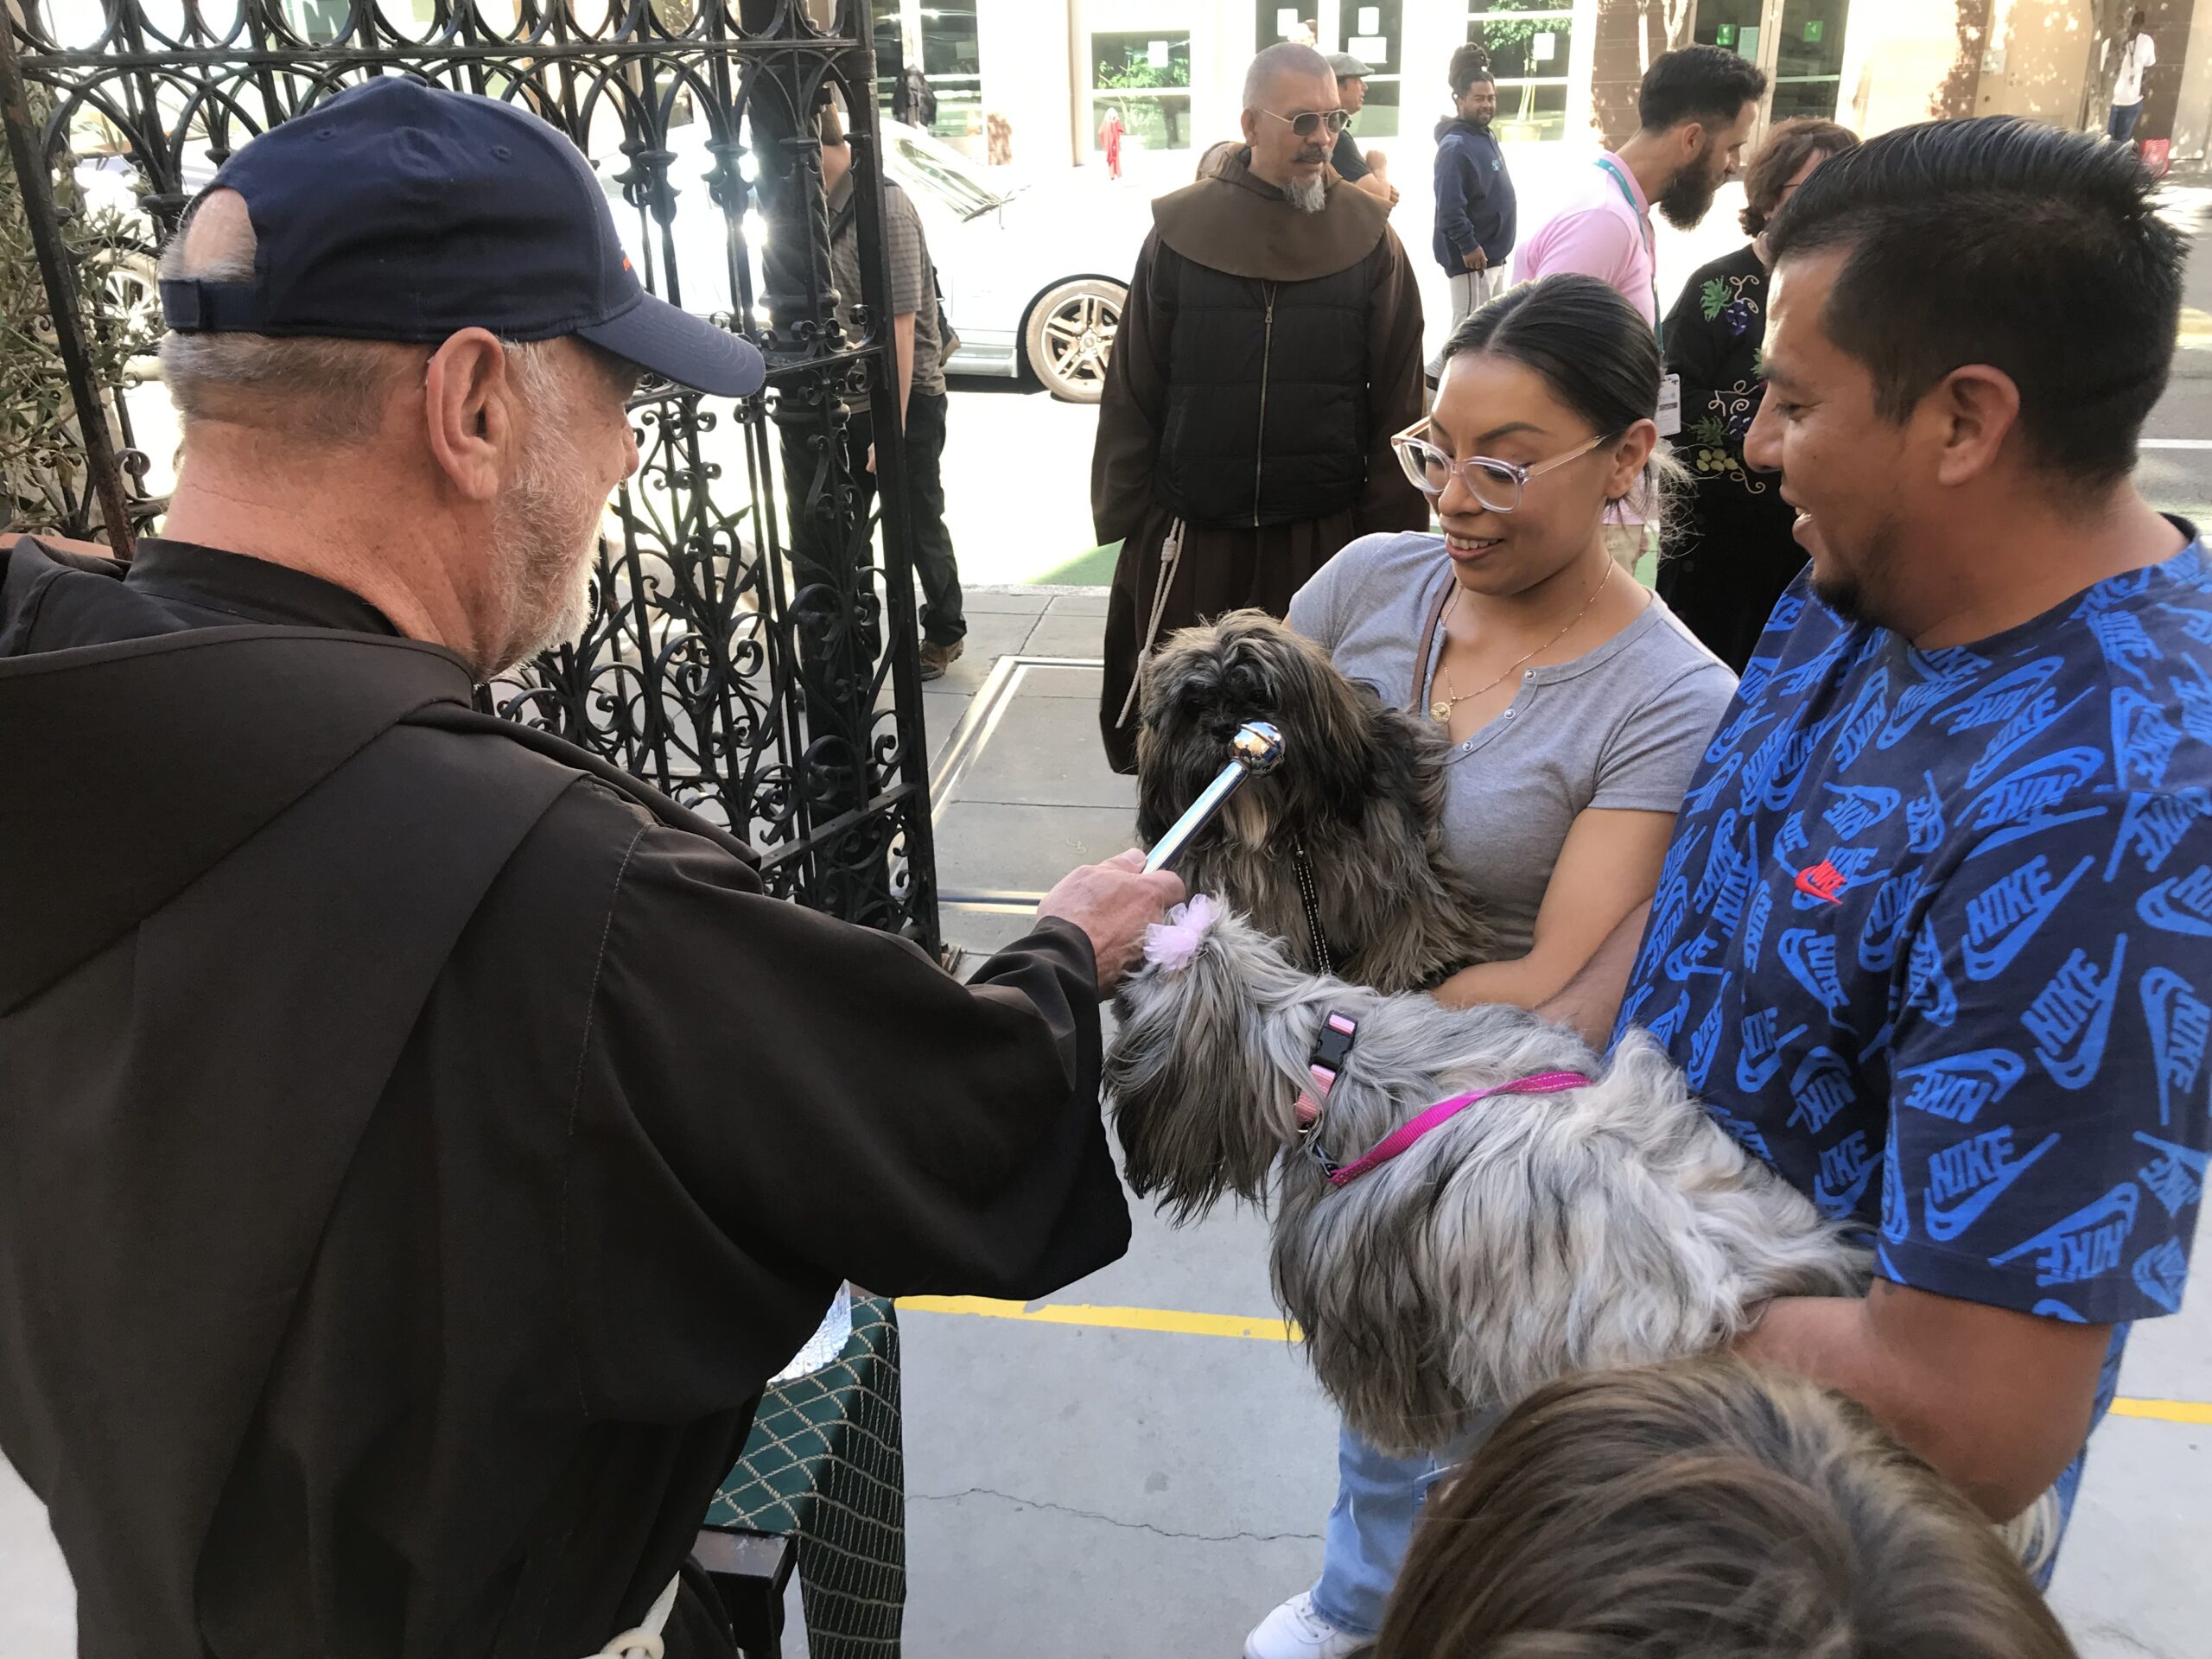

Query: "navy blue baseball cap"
<box><xmin>160</xmin><ymin>79</ymin><xmax>765</xmax><ymax>397</ymax></box>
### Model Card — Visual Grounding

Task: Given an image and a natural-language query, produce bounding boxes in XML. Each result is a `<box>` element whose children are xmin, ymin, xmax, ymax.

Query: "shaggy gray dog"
<box><xmin>1107</xmin><ymin>897</ymin><xmax>1872</xmax><ymax>1458</ymax></box>
<box><xmin>1134</xmin><ymin>610</ymin><xmax>1492</xmax><ymax>993</ymax></box>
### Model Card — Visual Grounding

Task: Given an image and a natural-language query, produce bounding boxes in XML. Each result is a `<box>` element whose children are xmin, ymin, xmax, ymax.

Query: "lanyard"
<box><xmin>1594</xmin><ymin>156</ymin><xmax>1662</xmax><ymax>347</ymax></box>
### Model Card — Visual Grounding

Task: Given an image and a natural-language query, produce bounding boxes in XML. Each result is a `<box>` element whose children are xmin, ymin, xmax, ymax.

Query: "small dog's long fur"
<box><xmin>1109</xmin><ymin>902</ymin><xmax>1872</xmax><ymax>1457</ymax></box>
<box><xmin>1135</xmin><ymin>610</ymin><xmax>1493</xmax><ymax>992</ymax></box>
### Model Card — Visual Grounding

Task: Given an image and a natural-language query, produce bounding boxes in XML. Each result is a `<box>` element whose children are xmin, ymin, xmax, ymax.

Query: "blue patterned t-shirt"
<box><xmin>1615</xmin><ymin>532</ymin><xmax>2212</xmax><ymax>1543</ymax></box>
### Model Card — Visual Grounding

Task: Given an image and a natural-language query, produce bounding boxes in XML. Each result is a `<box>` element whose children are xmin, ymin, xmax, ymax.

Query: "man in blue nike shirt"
<box><xmin>1548</xmin><ymin>116</ymin><xmax>2209</xmax><ymax>1571</ymax></box>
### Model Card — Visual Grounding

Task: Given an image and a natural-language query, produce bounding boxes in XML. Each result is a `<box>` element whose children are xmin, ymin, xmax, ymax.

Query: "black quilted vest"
<box><xmin>1152</xmin><ymin>245</ymin><xmax>1375</xmax><ymax>530</ymax></box>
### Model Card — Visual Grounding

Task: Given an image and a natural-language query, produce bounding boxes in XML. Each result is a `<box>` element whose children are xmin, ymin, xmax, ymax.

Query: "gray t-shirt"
<box><xmin>1288</xmin><ymin>531</ymin><xmax>1738</xmax><ymax>957</ymax></box>
<box><xmin>827</xmin><ymin>173</ymin><xmax>947</xmax><ymax>410</ymax></box>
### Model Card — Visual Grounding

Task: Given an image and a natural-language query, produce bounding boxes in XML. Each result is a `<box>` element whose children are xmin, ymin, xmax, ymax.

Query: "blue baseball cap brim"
<box><xmin>581</xmin><ymin>290</ymin><xmax>766</xmax><ymax>398</ymax></box>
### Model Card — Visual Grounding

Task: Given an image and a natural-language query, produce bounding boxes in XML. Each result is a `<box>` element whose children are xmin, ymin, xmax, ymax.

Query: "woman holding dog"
<box><xmin>1246</xmin><ymin>272</ymin><xmax>1738</xmax><ymax>1659</ymax></box>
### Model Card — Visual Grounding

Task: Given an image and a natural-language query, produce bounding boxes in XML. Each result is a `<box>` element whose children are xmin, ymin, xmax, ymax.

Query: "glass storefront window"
<box><xmin>1692</xmin><ymin>0</ymin><xmax>1765</xmax><ymax>57</ymax></box>
<box><xmin>1468</xmin><ymin>0</ymin><xmax>1574</xmax><ymax>143</ymax></box>
<box><xmin>1255</xmin><ymin>8</ymin><xmax>1322</xmax><ymax>50</ymax></box>
<box><xmin>920</xmin><ymin>0</ymin><xmax>982</xmax><ymax>142</ymax></box>
<box><xmin>1694</xmin><ymin>0</ymin><xmax>1851</xmax><ymax>124</ymax></box>
<box><xmin>1094</xmin><ymin>29</ymin><xmax>1193</xmax><ymax>152</ymax></box>
<box><xmin>1252</xmin><ymin>3</ymin><xmax>1404</xmax><ymax>138</ymax></box>
<box><xmin>1771</xmin><ymin>0</ymin><xmax>1849</xmax><ymax>123</ymax></box>
<box><xmin>871</xmin><ymin>2</ymin><xmax>982</xmax><ymax>143</ymax></box>
<box><xmin>1344</xmin><ymin>1</ymin><xmax>1403</xmax><ymax>139</ymax></box>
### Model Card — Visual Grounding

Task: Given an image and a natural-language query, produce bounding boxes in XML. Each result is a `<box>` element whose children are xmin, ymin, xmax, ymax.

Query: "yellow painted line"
<box><xmin>898</xmin><ymin>1298</ymin><xmax>2212</xmax><ymax>1426</ymax></box>
<box><xmin>2182</xmin><ymin>305</ymin><xmax>2212</xmax><ymax>339</ymax></box>
<box><xmin>898</xmin><ymin>1295</ymin><xmax>1300</xmax><ymax>1343</ymax></box>
<box><xmin>2107</xmin><ymin>1395</ymin><xmax>2212</xmax><ymax>1426</ymax></box>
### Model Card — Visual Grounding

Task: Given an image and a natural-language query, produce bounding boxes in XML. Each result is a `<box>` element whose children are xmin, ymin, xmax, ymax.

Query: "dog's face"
<box><xmin>1135</xmin><ymin>611</ymin><xmax>1389</xmax><ymax>856</ymax></box>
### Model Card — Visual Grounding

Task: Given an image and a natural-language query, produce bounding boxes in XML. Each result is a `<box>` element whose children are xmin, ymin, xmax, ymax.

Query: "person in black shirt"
<box><xmin>1327</xmin><ymin>52</ymin><xmax>1398</xmax><ymax>207</ymax></box>
<box><xmin>1659</xmin><ymin>117</ymin><xmax>1858</xmax><ymax>671</ymax></box>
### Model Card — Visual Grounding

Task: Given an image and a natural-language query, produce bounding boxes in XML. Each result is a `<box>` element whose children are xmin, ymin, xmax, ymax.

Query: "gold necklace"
<box><xmin>1431</xmin><ymin>562</ymin><xmax>1613</xmax><ymax>724</ymax></box>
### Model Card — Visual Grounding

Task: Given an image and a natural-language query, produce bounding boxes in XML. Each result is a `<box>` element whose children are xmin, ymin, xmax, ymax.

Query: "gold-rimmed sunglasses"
<box><xmin>1389</xmin><ymin>417</ymin><xmax>1613</xmax><ymax>513</ymax></box>
<box><xmin>1259</xmin><ymin>107</ymin><xmax>1353</xmax><ymax>137</ymax></box>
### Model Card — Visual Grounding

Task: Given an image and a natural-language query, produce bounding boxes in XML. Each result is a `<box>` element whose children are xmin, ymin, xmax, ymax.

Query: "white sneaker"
<box><xmin>1243</xmin><ymin>1592</ymin><xmax>1373</xmax><ymax>1659</ymax></box>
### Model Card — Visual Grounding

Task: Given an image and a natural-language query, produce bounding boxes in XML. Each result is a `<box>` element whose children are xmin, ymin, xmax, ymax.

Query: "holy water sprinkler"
<box><xmin>1142</xmin><ymin>720</ymin><xmax>1286</xmax><ymax>874</ymax></box>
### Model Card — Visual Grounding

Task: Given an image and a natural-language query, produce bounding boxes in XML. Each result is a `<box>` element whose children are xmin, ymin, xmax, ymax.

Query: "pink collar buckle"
<box><xmin>1293</xmin><ymin>1011</ymin><xmax>1358</xmax><ymax>1173</ymax></box>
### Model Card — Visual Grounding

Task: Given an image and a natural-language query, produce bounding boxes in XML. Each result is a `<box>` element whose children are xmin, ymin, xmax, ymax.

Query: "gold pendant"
<box><xmin>1432</xmin><ymin>700</ymin><xmax>1452</xmax><ymax>722</ymax></box>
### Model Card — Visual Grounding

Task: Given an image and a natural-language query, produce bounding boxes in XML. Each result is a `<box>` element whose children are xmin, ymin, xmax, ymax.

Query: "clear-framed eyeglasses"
<box><xmin>1389</xmin><ymin>418</ymin><xmax>1613</xmax><ymax>513</ymax></box>
<box><xmin>1259</xmin><ymin>107</ymin><xmax>1353</xmax><ymax>137</ymax></box>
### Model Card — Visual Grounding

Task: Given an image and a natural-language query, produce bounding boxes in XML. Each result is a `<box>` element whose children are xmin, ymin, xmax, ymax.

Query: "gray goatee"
<box><xmin>1281</xmin><ymin>174</ymin><xmax>1327</xmax><ymax>214</ymax></box>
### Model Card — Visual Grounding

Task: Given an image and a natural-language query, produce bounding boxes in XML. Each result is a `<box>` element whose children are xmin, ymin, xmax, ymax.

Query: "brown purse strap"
<box><xmin>1408</xmin><ymin>573</ymin><xmax>1453</xmax><ymax>715</ymax></box>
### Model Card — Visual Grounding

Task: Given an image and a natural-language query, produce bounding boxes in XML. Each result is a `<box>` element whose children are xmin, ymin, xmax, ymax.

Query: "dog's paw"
<box><xmin>1141</xmin><ymin>893</ymin><xmax>1224</xmax><ymax>972</ymax></box>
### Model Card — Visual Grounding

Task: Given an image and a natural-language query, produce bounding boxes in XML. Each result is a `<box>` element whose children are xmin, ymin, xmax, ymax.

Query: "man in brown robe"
<box><xmin>1094</xmin><ymin>41</ymin><xmax>1429</xmax><ymax>773</ymax></box>
<box><xmin>0</xmin><ymin>83</ymin><xmax>1178</xmax><ymax>1659</ymax></box>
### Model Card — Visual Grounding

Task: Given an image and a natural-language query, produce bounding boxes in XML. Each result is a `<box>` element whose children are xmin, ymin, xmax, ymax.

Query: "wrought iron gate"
<box><xmin>0</xmin><ymin>0</ymin><xmax>938</xmax><ymax>944</ymax></box>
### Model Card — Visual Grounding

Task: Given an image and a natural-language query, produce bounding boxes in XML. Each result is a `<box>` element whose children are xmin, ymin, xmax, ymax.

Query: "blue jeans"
<box><xmin>2109</xmin><ymin>100</ymin><xmax>2144</xmax><ymax>141</ymax></box>
<box><xmin>1310</xmin><ymin>1422</ymin><xmax>1479</xmax><ymax>1637</ymax></box>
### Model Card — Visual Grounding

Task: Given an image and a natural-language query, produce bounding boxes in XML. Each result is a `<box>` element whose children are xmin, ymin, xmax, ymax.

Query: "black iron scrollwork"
<box><xmin>3</xmin><ymin>0</ymin><xmax>938</xmax><ymax>944</ymax></box>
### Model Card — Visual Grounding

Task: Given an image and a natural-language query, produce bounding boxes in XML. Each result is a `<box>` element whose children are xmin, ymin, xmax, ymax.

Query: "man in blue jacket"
<box><xmin>1432</xmin><ymin>45</ymin><xmax>1516</xmax><ymax>338</ymax></box>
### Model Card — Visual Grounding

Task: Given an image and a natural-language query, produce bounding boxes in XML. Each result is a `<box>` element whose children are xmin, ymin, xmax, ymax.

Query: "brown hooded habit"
<box><xmin>1092</xmin><ymin>147</ymin><xmax>1428</xmax><ymax>772</ymax></box>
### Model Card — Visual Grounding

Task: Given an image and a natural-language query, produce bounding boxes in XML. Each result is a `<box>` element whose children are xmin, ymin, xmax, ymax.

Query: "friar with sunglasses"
<box><xmin>1093</xmin><ymin>40</ymin><xmax>1428</xmax><ymax>774</ymax></box>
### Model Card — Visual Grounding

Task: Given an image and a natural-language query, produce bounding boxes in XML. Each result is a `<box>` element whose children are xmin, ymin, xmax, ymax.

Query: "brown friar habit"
<box><xmin>0</xmin><ymin>535</ymin><xmax>1130</xmax><ymax>1658</ymax></box>
<box><xmin>1092</xmin><ymin>148</ymin><xmax>1429</xmax><ymax>773</ymax></box>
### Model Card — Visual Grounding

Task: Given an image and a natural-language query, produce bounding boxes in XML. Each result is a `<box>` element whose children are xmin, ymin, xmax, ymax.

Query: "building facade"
<box><xmin>873</xmin><ymin>1</ymin><xmax>2212</xmax><ymax>171</ymax></box>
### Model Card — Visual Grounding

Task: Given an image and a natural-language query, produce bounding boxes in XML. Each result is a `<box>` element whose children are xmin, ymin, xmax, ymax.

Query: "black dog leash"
<box><xmin>1290</xmin><ymin>839</ymin><xmax>1336</xmax><ymax>976</ymax></box>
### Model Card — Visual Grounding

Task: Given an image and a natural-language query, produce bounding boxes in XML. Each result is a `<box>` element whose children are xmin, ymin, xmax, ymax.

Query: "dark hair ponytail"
<box><xmin>1438</xmin><ymin>274</ymin><xmax>1676</xmax><ymax>515</ymax></box>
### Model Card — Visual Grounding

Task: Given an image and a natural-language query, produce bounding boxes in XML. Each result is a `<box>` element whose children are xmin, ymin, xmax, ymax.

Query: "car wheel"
<box><xmin>1024</xmin><ymin>277</ymin><xmax>1124</xmax><ymax>404</ymax></box>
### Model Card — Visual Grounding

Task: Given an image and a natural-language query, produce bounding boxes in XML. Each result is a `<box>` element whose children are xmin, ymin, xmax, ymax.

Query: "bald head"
<box><xmin>1244</xmin><ymin>41</ymin><xmax>1332</xmax><ymax>111</ymax></box>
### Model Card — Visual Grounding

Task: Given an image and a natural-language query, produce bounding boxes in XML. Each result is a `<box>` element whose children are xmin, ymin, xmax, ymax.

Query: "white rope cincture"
<box><xmin>589</xmin><ymin>1573</ymin><xmax>682</xmax><ymax>1659</ymax></box>
<box><xmin>1116</xmin><ymin>517</ymin><xmax>1186</xmax><ymax>729</ymax></box>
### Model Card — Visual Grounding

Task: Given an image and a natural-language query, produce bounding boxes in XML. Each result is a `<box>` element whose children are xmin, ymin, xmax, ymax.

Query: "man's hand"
<box><xmin>1039</xmin><ymin>850</ymin><xmax>1185</xmax><ymax>998</ymax></box>
<box><xmin>865</xmin><ymin>442</ymin><xmax>876</xmax><ymax>474</ymax></box>
<box><xmin>1462</xmin><ymin>247</ymin><xmax>1488</xmax><ymax>273</ymax></box>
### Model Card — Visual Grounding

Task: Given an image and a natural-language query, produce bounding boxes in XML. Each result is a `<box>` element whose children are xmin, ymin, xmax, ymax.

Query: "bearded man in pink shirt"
<box><xmin>1520</xmin><ymin>45</ymin><xmax>1766</xmax><ymax>330</ymax></box>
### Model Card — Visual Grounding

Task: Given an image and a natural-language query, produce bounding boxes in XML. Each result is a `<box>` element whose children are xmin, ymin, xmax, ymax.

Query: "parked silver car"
<box><xmin>878</xmin><ymin>122</ymin><xmax>1141</xmax><ymax>403</ymax></box>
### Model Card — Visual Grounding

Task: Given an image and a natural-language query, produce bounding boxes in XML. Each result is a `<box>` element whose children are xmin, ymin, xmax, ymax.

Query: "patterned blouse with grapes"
<box><xmin>1679</xmin><ymin>254</ymin><xmax>1770</xmax><ymax>493</ymax></box>
<box><xmin>1657</xmin><ymin>240</ymin><xmax>1809</xmax><ymax>674</ymax></box>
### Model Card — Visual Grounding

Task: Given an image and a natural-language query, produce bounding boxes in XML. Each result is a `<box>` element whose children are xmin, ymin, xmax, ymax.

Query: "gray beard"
<box><xmin>1281</xmin><ymin>175</ymin><xmax>1327</xmax><ymax>214</ymax></box>
<box><xmin>487</xmin><ymin>424</ymin><xmax>605</xmax><ymax>676</ymax></box>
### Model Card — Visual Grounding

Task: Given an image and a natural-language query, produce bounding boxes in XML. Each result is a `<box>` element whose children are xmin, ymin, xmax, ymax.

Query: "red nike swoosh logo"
<box><xmin>1794</xmin><ymin>860</ymin><xmax>1847</xmax><ymax>905</ymax></box>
